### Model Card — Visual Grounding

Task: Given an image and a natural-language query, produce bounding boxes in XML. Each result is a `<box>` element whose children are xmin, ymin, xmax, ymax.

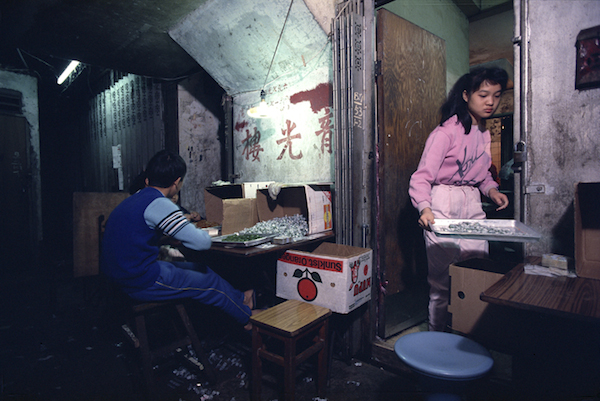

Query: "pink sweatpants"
<box><xmin>424</xmin><ymin>184</ymin><xmax>488</xmax><ymax>331</ymax></box>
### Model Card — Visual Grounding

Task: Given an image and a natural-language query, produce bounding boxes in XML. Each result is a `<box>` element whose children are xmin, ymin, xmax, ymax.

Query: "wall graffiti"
<box><xmin>232</xmin><ymin>75</ymin><xmax>334</xmax><ymax>182</ymax></box>
<box><xmin>241</xmin><ymin>126</ymin><xmax>264</xmax><ymax>161</ymax></box>
<box><xmin>315</xmin><ymin>107</ymin><xmax>333</xmax><ymax>154</ymax></box>
<box><xmin>276</xmin><ymin>119</ymin><xmax>303</xmax><ymax>160</ymax></box>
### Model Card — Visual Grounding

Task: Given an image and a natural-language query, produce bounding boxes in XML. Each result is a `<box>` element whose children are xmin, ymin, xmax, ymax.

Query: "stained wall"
<box><xmin>0</xmin><ymin>70</ymin><xmax>42</xmax><ymax>241</ymax></box>
<box><xmin>177</xmin><ymin>74</ymin><xmax>225</xmax><ymax>217</ymax></box>
<box><xmin>524</xmin><ymin>0</ymin><xmax>600</xmax><ymax>256</ymax></box>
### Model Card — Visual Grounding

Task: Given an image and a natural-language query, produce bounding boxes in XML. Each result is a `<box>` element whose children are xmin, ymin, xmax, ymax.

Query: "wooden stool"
<box><xmin>250</xmin><ymin>299</ymin><xmax>332</xmax><ymax>401</ymax></box>
<box><xmin>122</xmin><ymin>300</ymin><xmax>217</xmax><ymax>397</ymax></box>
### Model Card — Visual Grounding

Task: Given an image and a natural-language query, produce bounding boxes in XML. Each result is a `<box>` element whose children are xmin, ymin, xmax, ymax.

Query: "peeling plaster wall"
<box><xmin>303</xmin><ymin>0</ymin><xmax>338</xmax><ymax>35</ymax></box>
<box><xmin>232</xmin><ymin>56</ymin><xmax>334</xmax><ymax>183</ymax></box>
<box><xmin>169</xmin><ymin>0</ymin><xmax>334</xmax><ymax>186</ymax></box>
<box><xmin>177</xmin><ymin>78</ymin><xmax>222</xmax><ymax>218</ymax></box>
<box><xmin>525</xmin><ymin>0</ymin><xmax>600</xmax><ymax>256</ymax></box>
<box><xmin>169</xmin><ymin>0</ymin><xmax>328</xmax><ymax>95</ymax></box>
<box><xmin>0</xmin><ymin>70</ymin><xmax>42</xmax><ymax>241</ymax></box>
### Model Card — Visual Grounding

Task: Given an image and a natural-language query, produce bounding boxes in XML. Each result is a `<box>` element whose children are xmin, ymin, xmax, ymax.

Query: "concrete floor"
<box><xmin>1</xmin><ymin>263</ymin><xmax>598</xmax><ymax>401</ymax></box>
<box><xmin>0</xmin><ymin>265</ymin><xmax>423</xmax><ymax>401</ymax></box>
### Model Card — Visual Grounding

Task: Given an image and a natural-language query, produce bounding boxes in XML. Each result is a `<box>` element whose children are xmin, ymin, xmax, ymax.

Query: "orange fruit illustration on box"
<box><xmin>293</xmin><ymin>268</ymin><xmax>322</xmax><ymax>302</ymax></box>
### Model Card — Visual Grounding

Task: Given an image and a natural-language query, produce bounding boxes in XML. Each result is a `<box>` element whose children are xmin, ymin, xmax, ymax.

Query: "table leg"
<box><xmin>317</xmin><ymin>319</ymin><xmax>329</xmax><ymax>396</ymax></box>
<box><xmin>283</xmin><ymin>337</ymin><xmax>296</xmax><ymax>401</ymax></box>
<box><xmin>252</xmin><ymin>327</ymin><xmax>263</xmax><ymax>401</ymax></box>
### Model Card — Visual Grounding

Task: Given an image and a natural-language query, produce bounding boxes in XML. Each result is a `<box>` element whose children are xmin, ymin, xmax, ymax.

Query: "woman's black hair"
<box><xmin>439</xmin><ymin>66</ymin><xmax>509</xmax><ymax>135</ymax></box>
<box><xmin>144</xmin><ymin>150</ymin><xmax>187</xmax><ymax>188</ymax></box>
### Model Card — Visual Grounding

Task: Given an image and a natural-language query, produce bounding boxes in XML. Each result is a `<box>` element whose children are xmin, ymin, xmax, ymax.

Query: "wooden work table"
<box><xmin>481</xmin><ymin>257</ymin><xmax>600</xmax><ymax>322</ymax></box>
<box><xmin>181</xmin><ymin>231</ymin><xmax>335</xmax><ymax>304</ymax></box>
<box><xmin>207</xmin><ymin>231</ymin><xmax>335</xmax><ymax>257</ymax></box>
<box><xmin>476</xmin><ymin>257</ymin><xmax>600</xmax><ymax>399</ymax></box>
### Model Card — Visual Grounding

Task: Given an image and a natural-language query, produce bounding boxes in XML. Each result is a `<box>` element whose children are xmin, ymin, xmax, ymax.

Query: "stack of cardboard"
<box><xmin>524</xmin><ymin>253</ymin><xmax>576</xmax><ymax>277</ymax></box>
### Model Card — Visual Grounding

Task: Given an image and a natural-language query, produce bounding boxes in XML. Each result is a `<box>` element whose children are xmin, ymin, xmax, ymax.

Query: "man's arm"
<box><xmin>145</xmin><ymin>197</ymin><xmax>212</xmax><ymax>251</ymax></box>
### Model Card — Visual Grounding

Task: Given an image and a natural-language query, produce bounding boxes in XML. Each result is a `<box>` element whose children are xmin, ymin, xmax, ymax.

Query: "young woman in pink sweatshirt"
<box><xmin>409</xmin><ymin>67</ymin><xmax>510</xmax><ymax>332</ymax></box>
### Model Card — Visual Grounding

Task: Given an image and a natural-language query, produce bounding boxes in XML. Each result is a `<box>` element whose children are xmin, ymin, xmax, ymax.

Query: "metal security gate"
<box><xmin>332</xmin><ymin>0</ymin><xmax>375</xmax><ymax>249</ymax></box>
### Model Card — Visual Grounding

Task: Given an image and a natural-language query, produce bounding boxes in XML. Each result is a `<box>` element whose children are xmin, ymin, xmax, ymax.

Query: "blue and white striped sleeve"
<box><xmin>144</xmin><ymin>197</ymin><xmax>212</xmax><ymax>251</ymax></box>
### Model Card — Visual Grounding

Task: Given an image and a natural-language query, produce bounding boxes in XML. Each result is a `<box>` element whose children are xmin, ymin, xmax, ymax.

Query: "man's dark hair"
<box><xmin>145</xmin><ymin>150</ymin><xmax>187</xmax><ymax>188</ymax></box>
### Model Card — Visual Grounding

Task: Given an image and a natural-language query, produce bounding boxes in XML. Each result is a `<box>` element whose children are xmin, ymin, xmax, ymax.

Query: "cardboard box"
<box><xmin>204</xmin><ymin>185</ymin><xmax>258</xmax><ymax>235</ymax></box>
<box><xmin>575</xmin><ymin>182</ymin><xmax>600</xmax><ymax>280</ymax></box>
<box><xmin>276</xmin><ymin>242</ymin><xmax>372</xmax><ymax>314</ymax></box>
<box><xmin>448</xmin><ymin>258</ymin><xmax>512</xmax><ymax>334</ymax></box>
<box><xmin>256</xmin><ymin>184</ymin><xmax>333</xmax><ymax>235</ymax></box>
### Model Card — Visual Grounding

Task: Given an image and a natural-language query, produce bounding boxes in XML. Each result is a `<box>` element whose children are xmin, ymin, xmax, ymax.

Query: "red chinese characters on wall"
<box><xmin>276</xmin><ymin>119</ymin><xmax>303</xmax><ymax>160</ymax></box>
<box><xmin>242</xmin><ymin>126</ymin><xmax>264</xmax><ymax>161</ymax></box>
<box><xmin>238</xmin><ymin>82</ymin><xmax>333</xmax><ymax>162</ymax></box>
<box><xmin>237</xmin><ymin>120</ymin><xmax>264</xmax><ymax>162</ymax></box>
<box><xmin>315</xmin><ymin>107</ymin><xmax>332</xmax><ymax>154</ymax></box>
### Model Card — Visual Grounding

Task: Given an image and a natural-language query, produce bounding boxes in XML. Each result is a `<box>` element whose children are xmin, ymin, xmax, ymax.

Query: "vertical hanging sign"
<box><xmin>112</xmin><ymin>144</ymin><xmax>124</xmax><ymax>191</ymax></box>
<box><xmin>351</xmin><ymin>6</ymin><xmax>366</xmax><ymax>245</ymax></box>
<box><xmin>351</xmin><ymin>10</ymin><xmax>365</xmax><ymax>132</ymax></box>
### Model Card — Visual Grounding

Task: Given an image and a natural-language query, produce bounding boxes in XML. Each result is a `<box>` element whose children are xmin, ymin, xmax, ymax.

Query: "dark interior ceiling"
<box><xmin>0</xmin><ymin>0</ymin><xmax>210</xmax><ymax>80</ymax></box>
<box><xmin>0</xmin><ymin>0</ymin><xmax>512</xmax><ymax>83</ymax></box>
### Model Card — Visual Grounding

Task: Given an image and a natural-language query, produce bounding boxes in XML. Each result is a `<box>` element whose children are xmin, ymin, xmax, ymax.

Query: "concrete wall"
<box><xmin>177</xmin><ymin>76</ymin><xmax>223</xmax><ymax>218</ymax></box>
<box><xmin>524</xmin><ymin>0</ymin><xmax>600</xmax><ymax>256</ymax></box>
<box><xmin>170</xmin><ymin>0</ymin><xmax>334</xmax><ymax>185</ymax></box>
<box><xmin>379</xmin><ymin>0</ymin><xmax>470</xmax><ymax>91</ymax></box>
<box><xmin>232</xmin><ymin>50</ymin><xmax>333</xmax><ymax>183</ymax></box>
<box><xmin>0</xmin><ymin>70</ymin><xmax>42</xmax><ymax>241</ymax></box>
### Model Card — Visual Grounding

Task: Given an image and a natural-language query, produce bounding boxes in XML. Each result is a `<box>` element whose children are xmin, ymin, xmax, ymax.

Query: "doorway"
<box><xmin>0</xmin><ymin>113</ymin><xmax>33</xmax><ymax>273</ymax></box>
<box><xmin>375</xmin><ymin>9</ymin><xmax>446</xmax><ymax>338</ymax></box>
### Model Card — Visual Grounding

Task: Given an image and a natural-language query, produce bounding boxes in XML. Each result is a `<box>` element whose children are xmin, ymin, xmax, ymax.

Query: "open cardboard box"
<box><xmin>205</xmin><ymin>183</ymin><xmax>333</xmax><ymax>236</ymax></box>
<box><xmin>204</xmin><ymin>185</ymin><xmax>258</xmax><ymax>235</ymax></box>
<box><xmin>276</xmin><ymin>242</ymin><xmax>373</xmax><ymax>314</ymax></box>
<box><xmin>575</xmin><ymin>182</ymin><xmax>600</xmax><ymax>280</ymax></box>
<box><xmin>256</xmin><ymin>184</ymin><xmax>333</xmax><ymax>235</ymax></box>
<box><xmin>448</xmin><ymin>258</ymin><xmax>513</xmax><ymax>334</ymax></box>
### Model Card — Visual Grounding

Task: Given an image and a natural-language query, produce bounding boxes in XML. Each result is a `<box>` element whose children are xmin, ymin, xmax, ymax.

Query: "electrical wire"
<box><xmin>261</xmin><ymin>0</ymin><xmax>295</xmax><ymax>91</ymax></box>
<box><xmin>229</xmin><ymin>32</ymin><xmax>332</xmax><ymax>100</ymax></box>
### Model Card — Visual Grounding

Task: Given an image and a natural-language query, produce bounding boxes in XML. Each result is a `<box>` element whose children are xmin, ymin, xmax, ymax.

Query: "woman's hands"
<box><xmin>418</xmin><ymin>188</ymin><xmax>509</xmax><ymax>231</ymax></box>
<box><xmin>489</xmin><ymin>188</ymin><xmax>509</xmax><ymax>211</ymax></box>
<box><xmin>418</xmin><ymin>207</ymin><xmax>435</xmax><ymax>231</ymax></box>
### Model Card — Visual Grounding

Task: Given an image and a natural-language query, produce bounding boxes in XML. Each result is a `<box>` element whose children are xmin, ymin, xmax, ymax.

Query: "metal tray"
<box><xmin>211</xmin><ymin>233</ymin><xmax>277</xmax><ymax>247</ymax></box>
<box><xmin>430</xmin><ymin>219</ymin><xmax>541</xmax><ymax>242</ymax></box>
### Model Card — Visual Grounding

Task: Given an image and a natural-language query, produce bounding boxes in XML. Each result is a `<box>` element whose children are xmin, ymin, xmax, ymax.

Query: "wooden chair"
<box><xmin>121</xmin><ymin>299</ymin><xmax>217</xmax><ymax>398</ymax></box>
<box><xmin>250</xmin><ymin>299</ymin><xmax>332</xmax><ymax>401</ymax></box>
<box><xmin>90</xmin><ymin>193</ymin><xmax>216</xmax><ymax>396</ymax></box>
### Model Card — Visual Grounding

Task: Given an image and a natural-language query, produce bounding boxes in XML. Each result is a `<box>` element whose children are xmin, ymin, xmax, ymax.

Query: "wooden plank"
<box><xmin>376</xmin><ymin>10</ymin><xmax>446</xmax><ymax>295</ymax></box>
<box><xmin>250</xmin><ymin>300</ymin><xmax>331</xmax><ymax>337</ymax></box>
<box><xmin>73</xmin><ymin>192</ymin><xmax>129</xmax><ymax>277</ymax></box>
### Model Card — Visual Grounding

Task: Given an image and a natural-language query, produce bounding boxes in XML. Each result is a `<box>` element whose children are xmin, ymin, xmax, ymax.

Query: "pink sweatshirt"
<box><xmin>409</xmin><ymin>115</ymin><xmax>498</xmax><ymax>213</ymax></box>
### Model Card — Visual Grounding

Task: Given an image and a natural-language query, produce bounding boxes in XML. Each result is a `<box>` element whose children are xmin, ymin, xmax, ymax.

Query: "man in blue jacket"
<box><xmin>101</xmin><ymin>150</ymin><xmax>253</xmax><ymax>328</ymax></box>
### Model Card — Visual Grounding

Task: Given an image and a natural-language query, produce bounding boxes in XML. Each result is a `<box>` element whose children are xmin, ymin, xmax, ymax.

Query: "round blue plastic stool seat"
<box><xmin>394</xmin><ymin>332</ymin><xmax>493</xmax><ymax>381</ymax></box>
